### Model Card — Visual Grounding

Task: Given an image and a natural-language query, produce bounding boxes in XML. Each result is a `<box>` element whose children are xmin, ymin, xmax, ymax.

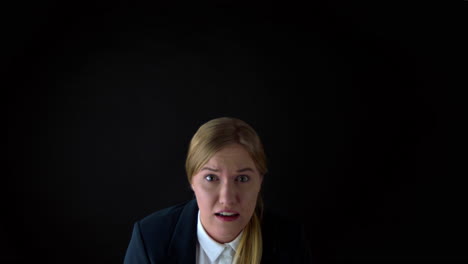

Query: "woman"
<box><xmin>124</xmin><ymin>117</ymin><xmax>312</xmax><ymax>263</ymax></box>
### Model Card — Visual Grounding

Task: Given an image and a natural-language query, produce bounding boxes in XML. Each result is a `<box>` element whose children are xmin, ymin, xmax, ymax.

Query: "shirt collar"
<box><xmin>197</xmin><ymin>210</ymin><xmax>243</xmax><ymax>262</ymax></box>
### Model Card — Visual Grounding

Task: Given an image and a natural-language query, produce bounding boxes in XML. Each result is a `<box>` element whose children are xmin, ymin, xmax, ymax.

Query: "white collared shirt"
<box><xmin>196</xmin><ymin>210</ymin><xmax>243</xmax><ymax>264</ymax></box>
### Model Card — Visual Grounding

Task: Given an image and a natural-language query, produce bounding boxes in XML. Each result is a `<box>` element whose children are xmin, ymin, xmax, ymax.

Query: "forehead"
<box><xmin>205</xmin><ymin>144</ymin><xmax>255</xmax><ymax>170</ymax></box>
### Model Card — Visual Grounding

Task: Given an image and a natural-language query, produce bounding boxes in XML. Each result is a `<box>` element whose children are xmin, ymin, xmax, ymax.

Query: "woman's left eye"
<box><xmin>237</xmin><ymin>175</ymin><xmax>250</xmax><ymax>182</ymax></box>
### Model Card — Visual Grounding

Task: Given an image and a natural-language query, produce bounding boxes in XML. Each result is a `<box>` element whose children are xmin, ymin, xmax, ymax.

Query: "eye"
<box><xmin>204</xmin><ymin>174</ymin><xmax>218</xmax><ymax>182</ymax></box>
<box><xmin>236</xmin><ymin>175</ymin><xmax>250</xmax><ymax>182</ymax></box>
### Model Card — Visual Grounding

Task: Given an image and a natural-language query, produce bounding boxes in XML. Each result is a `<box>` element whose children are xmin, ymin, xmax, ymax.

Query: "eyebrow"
<box><xmin>201</xmin><ymin>167</ymin><xmax>220</xmax><ymax>172</ymax></box>
<box><xmin>200</xmin><ymin>167</ymin><xmax>255</xmax><ymax>173</ymax></box>
<box><xmin>237</xmin><ymin>168</ymin><xmax>255</xmax><ymax>173</ymax></box>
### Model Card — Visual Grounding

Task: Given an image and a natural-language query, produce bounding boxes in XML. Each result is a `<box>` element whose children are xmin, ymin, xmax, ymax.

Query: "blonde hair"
<box><xmin>186</xmin><ymin>117</ymin><xmax>266</xmax><ymax>264</ymax></box>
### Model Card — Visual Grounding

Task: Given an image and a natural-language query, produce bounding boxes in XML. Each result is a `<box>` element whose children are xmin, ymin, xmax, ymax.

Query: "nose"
<box><xmin>218</xmin><ymin>180</ymin><xmax>238</xmax><ymax>206</ymax></box>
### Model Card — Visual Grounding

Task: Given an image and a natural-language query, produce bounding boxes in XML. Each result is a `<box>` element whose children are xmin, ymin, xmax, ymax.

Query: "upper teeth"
<box><xmin>219</xmin><ymin>212</ymin><xmax>236</xmax><ymax>216</ymax></box>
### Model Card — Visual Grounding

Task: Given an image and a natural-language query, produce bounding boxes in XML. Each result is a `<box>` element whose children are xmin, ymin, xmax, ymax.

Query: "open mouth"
<box><xmin>214</xmin><ymin>212</ymin><xmax>240</xmax><ymax>222</ymax></box>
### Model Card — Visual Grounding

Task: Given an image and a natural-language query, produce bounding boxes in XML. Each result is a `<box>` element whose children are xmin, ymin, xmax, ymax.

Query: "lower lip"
<box><xmin>215</xmin><ymin>214</ymin><xmax>240</xmax><ymax>222</ymax></box>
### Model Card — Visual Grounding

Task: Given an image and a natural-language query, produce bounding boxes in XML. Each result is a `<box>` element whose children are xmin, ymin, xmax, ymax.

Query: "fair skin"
<box><xmin>191</xmin><ymin>143</ymin><xmax>263</xmax><ymax>243</ymax></box>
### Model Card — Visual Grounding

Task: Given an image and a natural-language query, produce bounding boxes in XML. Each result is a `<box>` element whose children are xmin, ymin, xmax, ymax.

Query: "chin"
<box><xmin>217</xmin><ymin>225</ymin><xmax>239</xmax><ymax>233</ymax></box>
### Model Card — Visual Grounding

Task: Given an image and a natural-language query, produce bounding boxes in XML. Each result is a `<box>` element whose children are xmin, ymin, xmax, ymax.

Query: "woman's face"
<box><xmin>191</xmin><ymin>143</ymin><xmax>263</xmax><ymax>243</ymax></box>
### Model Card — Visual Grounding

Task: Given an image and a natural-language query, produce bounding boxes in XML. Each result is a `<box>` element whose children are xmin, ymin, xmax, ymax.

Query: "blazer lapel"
<box><xmin>168</xmin><ymin>199</ymin><xmax>198</xmax><ymax>264</ymax></box>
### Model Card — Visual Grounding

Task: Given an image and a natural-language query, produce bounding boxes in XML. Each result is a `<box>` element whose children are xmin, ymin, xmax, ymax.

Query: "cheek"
<box><xmin>241</xmin><ymin>187</ymin><xmax>260</xmax><ymax>209</ymax></box>
<box><xmin>244</xmin><ymin>180</ymin><xmax>262</xmax><ymax>210</ymax></box>
<box><xmin>193</xmin><ymin>184</ymin><xmax>217</xmax><ymax>208</ymax></box>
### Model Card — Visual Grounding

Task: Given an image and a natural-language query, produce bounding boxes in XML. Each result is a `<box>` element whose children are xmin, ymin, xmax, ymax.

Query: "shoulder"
<box><xmin>139</xmin><ymin>200</ymin><xmax>193</xmax><ymax>229</ymax></box>
<box><xmin>136</xmin><ymin>199</ymin><xmax>198</xmax><ymax>249</ymax></box>
<box><xmin>125</xmin><ymin>200</ymin><xmax>199</xmax><ymax>263</ymax></box>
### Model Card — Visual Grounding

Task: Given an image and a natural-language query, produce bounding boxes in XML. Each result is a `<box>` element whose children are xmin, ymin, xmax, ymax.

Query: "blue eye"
<box><xmin>205</xmin><ymin>174</ymin><xmax>217</xmax><ymax>181</ymax></box>
<box><xmin>237</xmin><ymin>175</ymin><xmax>250</xmax><ymax>182</ymax></box>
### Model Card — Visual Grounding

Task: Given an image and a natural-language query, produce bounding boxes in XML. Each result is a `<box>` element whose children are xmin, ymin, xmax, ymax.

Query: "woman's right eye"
<box><xmin>205</xmin><ymin>175</ymin><xmax>217</xmax><ymax>181</ymax></box>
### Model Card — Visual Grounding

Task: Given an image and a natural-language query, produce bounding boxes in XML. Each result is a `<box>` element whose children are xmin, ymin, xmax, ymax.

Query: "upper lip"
<box><xmin>215</xmin><ymin>209</ymin><xmax>240</xmax><ymax>214</ymax></box>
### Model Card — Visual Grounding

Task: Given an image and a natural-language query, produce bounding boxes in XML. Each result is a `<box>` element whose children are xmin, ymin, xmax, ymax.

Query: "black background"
<box><xmin>4</xmin><ymin>1</ymin><xmax>467</xmax><ymax>263</ymax></box>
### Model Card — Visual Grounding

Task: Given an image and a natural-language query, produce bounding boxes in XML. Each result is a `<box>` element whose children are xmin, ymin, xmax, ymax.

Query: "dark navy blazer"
<box><xmin>124</xmin><ymin>199</ymin><xmax>312</xmax><ymax>263</ymax></box>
